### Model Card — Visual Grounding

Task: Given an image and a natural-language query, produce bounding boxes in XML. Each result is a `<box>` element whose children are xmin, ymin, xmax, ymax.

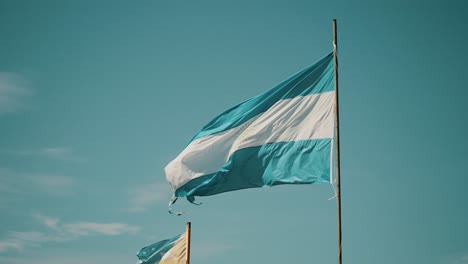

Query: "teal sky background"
<box><xmin>1</xmin><ymin>0</ymin><xmax>467</xmax><ymax>263</ymax></box>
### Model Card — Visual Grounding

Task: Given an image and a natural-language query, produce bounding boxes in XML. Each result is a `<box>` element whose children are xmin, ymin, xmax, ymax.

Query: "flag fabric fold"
<box><xmin>137</xmin><ymin>232</ymin><xmax>187</xmax><ymax>264</ymax></box>
<box><xmin>165</xmin><ymin>52</ymin><xmax>335</xmax><ymax>204</ymax></box>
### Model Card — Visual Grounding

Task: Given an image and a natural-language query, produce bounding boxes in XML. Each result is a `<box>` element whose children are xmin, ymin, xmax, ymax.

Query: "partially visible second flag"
<box><xmin>137</xmin><ymin>232</ymin><xmax>187</xmax><ymax>264</ymax></box>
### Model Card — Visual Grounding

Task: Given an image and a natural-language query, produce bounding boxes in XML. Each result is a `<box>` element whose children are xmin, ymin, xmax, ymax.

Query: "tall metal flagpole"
<box><xmin>186</xmin><ymin>222</ymin><xmax>191</xmax><ymax>264</ymax></box>
<box><xmin>332</xmin><ymin>19</ymin><xmax>342</xmax><ymax>264</ymax></box>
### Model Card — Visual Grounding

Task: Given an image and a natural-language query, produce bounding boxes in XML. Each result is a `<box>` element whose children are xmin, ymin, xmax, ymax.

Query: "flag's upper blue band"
<box><xmin>190</xmin><ymin>52</ymin><xmax>334</xmax><ymax>142</ymax></box>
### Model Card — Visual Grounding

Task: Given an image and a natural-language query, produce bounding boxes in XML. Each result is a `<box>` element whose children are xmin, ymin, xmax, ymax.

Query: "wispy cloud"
<box><xmin>0</xmin><ymin>72</ymin><xmax>31</xmax><ymax>114</ymax></box>
<box><xmin>0</xmin><ymin>168</ymin><xmax>75</xmax><ymax>207</ymax></box>
<box><xmin>33</xmin><ymin>214</ymin><xmax>139</xmax><ymax>237</ymax></box>
<box><xmin>62</xmin><ymin>222</ymin><xmax>139</xmax><ymax>236</ymax></box>
<box><xmin>127</xmin><ymin>183</ymin><xmax>170</xmax><ymax>212</ymax></box>
<box><xmin>451</xmin><ymin>254</ymin><xmax>468</xmax><ymax>264</ymax></box>
<box><xmin>0</xmin><ymin>231</ymin><xmax>67</xmax><ymax>252</ymax></box>
<box><xmin>34</xmin><ymin>214</ymin><xmax>60</xmax><ymax>230</ymax></box>
<box><xmin>28</xmin><ymin>175</ymin><xmax>75</xmax><ymax>195</ymax></box>
<box><xmin>0</xmin><ymin>214</ymin><xmax>139</xmax><ymax>253</ymax></box>
<box><xmin>3</xmin><ymin>147</ymin><xmax>86</xmax><ymax>162</ymax></box>
<box><xmin>441</xmin><ymin>253</ymin><xmax>468</xmax><ymax>264</ymax></box>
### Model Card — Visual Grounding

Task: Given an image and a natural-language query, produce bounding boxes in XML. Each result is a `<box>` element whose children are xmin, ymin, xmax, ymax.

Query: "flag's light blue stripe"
<box><xmin>137</xmin><ymin>234</ymin><xmax>181</xmax><ymax>263</ymax></box>
<box><xmin>175</xmin><ymin>138</ymin><xmax>331</xmax><ymax>198</ymax></box>
<box><xmin>190</xmin><ymin>53</ymin><xmax>334</xmax><ymax>142</ymax></box>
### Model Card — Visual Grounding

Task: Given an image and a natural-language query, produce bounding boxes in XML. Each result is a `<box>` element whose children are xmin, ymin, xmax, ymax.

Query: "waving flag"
<box><xmin>137</xmin><ymin>232</ymin><xmax>187</xmax><ymax>264</ymax></box>
<box><xmin>165</xmin><ymin>52</ymin><xmax>335</xmax><ymax>204</ymax></box>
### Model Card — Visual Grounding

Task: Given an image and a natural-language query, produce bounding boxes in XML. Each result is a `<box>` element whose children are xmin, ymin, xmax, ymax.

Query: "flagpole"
<box><xmin>332</xmin><ymin>18</ymin><xmax>342</xmax><ymax>264</ymax></box>
<box><xmin>186</xmin><ymin>222</ymin><xmax>191</xmax><ymax>264</ymax></box>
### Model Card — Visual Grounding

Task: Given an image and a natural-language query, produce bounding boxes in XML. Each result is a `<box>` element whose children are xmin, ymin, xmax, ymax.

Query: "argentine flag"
<box><xmin>165</xmin><ymin>52</ymin><xmax>336</xmax><ymax>204</ymax></box>
<box><xmin>137</xmin><ymin>233</ymin><xmax>187</xmax><ymax>264</ymax></box>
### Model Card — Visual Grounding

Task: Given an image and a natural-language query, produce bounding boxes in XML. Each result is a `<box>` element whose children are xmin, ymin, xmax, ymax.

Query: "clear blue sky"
<box><xmin>1</xmin><ymin>1</ymin><xmax>467</xmax><ymax>264</ymax></box>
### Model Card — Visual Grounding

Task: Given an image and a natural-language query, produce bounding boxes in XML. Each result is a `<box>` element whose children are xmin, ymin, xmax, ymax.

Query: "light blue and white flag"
<box><xmin>165</xmin><ymin>52</ymin><xmax>336</xmax><ymax>205</ymax></box>
<box><xmin>137</xmin><ymin>232</ymin><xmax>187</xmax><ymax>264</ymax></box>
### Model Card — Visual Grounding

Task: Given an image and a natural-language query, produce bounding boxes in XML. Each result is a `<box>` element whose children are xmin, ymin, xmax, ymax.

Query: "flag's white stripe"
<box><xmin>228</xmin><ymin>91</ymin><xmax>335</xmax><ymax>155</ymax></box>
<box><xmin>165</xmin><ymin>91</ymin><xmax>335</xmax><ymax>191</ymax></box>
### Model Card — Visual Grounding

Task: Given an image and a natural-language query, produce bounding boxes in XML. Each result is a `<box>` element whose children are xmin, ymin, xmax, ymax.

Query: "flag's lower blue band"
<box><xmin>175</xmin><ymin>138</ymin><xmax>331</xmax><ymax>198</ymax></box>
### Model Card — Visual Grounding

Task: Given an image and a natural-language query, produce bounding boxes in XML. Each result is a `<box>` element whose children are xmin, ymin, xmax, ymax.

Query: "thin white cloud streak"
<box><xmin>0</xmin><ymin>72</ymin><xmax>31</xmax><ymax>114</ymax></box>
<box><xmin>33</xmin><ymin>213</ymin><xmax>139</xmax><ymax>236</ymax></box>
<box><xmin>28</xmin><ymin>175</ymin><xmax>75</xmax><ymax>195</ymax></box>
<box><xmin>0</xmin><ymin>214</ymin><xmax>139</xmax><ymax>253</ymax></box>
<box><xmin>441</xmin><ymin>253</ymin><xmax>468</xmax><ymax>264</ymax></box>
<box><xmin>3</xmin><ymin>147</ymin><xmax>86</xmax><ymax>162</ymax></box>
<box><xmin>0</xmin><ymin>168</ymin><xmax>75</xmax><ymax>195</ymax></box>
<box><xmin>450</xmin><ymin>254</ymin><xmax>468</xmax><ymax>264</ymax></box>
<box><xmin>34</xmin><ymin>214</ymin><xmax>60</xmax><ymax>230</ymax></box>
<box><xmin>62</xmin><ymin>222</ymin><xmax>139</xmax><ymax>236</ymax></box>
<box><xmin>0</xmin><ymin>231</ymin><xmax>68</xmax><ymax>252</ymax></box>
<box><xmin>127</xmin><ymin>183</ymin><xmax>170</xmax><ymax>212</ymax></box>
<box><xmin>0</xmin><ymin>241</ymin><xmax>23</xmax><ymax>252</ymax></box>
<box><xmin>0</xmin><ymin>168</ymin><xmax>75</xmax><ymax>207</ymax></box>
